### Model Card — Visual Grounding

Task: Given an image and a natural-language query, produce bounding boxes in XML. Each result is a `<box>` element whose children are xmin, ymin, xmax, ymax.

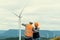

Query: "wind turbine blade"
<box><xmin>19</xmin><ymin>7</ymin><xmax>25</xmax><ymax>17</ymax></box>
<box><xmin>7</xmin><ymin>9</ymin><xmax>19</xmax><ymax>17</ymax></box>
<box><xmin>19</xmin><ymin>3</ymin><xmax>27</xmax><ymax>18</ymax></box>
<box><xmin>12</xmin><ymin>12</ymin><xmax>19</xmax><ymax>17</ymax></box>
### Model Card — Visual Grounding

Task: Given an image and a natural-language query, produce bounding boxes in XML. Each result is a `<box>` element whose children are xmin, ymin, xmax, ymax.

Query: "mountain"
<box><xmin>40</xmin><ymin>30</ymin><xmax>53</xmax><ymax>38</ymax></box>
<box><xmin>21</xmin><ymin>30</ymin><xmax>60</xmax><ymax>38</ymax></box>
<box><xmin>0</xmin><ymin>30</ymin><xmax>6</xmax><ymax>34</ymax></box>
<box><xmin>53</xmin><ymin>31</ymin><xmax>60</xmax><ymax>36</ymax></box>
<box><xmin>0</xmin><ymin>29</ymin><xmax>19</xmax><ymax>39</ymax></box>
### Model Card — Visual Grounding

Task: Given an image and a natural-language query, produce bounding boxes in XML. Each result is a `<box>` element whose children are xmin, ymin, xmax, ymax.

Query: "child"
<box><xmin>33</xmin><ymin>22</ymin><xmax>40</xmax><ymax>40</ymax></box>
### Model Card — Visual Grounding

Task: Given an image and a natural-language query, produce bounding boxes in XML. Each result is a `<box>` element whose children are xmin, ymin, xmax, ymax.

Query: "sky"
<box><xmin>0</xmin><ymin>0</ymin><xmax>60</xmax><ymax>30</ymax></box>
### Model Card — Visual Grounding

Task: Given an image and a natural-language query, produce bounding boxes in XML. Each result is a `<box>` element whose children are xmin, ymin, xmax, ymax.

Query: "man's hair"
<box><xmin>29</xmin><ymin>22</ymin><xmax>33</xmax><ymax>24</ymax></box>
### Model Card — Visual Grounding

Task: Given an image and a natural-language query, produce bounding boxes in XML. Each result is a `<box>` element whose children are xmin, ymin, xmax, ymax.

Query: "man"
<box><xmin>22</xmin><ymin>22</ymin><xmax>33</xmax><ymax>40</ymax></box>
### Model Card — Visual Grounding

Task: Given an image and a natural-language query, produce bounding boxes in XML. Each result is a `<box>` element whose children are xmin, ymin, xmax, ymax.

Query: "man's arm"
<box><xmin>22</xmin><ymin>24</ymin><xmax>26</xmax><ymax>26</ymax></box>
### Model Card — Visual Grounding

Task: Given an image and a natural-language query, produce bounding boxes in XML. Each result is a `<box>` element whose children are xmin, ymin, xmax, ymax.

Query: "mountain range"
<box><xmin>21</xmin><ymin>30</ymin><xmax>60</xmax><ymax>38</ymax></box>
<box><xmin>0</xmin><ymin>29</ymin><xmax>18</xmax><ymax>39</ymax></box>
<box><xmin>0</xmin><ymin>29</ymin><xmax>60</xmax><ymax>39</ymax></box>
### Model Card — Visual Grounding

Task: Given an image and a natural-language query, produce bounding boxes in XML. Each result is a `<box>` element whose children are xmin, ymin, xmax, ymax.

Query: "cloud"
<box><xmin>0</xmin><ymin>0</ymin><xmax>60</xmax><ymax>30</ymax></box>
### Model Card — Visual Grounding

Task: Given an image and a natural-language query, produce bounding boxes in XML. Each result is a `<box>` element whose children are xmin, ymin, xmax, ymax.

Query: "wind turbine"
<box><xmin>7</xmin><ymin>7</ymin><xmax>25</xmax><ymax>40</ymax></box>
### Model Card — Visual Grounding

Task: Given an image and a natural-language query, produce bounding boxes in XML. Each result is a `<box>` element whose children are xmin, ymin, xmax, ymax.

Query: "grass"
<box><xmin>21</xmin><ymin>36</ymin><xmax>50</xmax><ymax>40</ymax></box>
<box><xmin>0</xmin><ymin>36</ymin><xmax>52</xmax><ymax>40</ymax></box>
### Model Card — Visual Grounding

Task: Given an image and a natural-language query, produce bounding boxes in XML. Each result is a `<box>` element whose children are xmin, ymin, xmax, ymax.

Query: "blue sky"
<box><xmin>0</xmin><ymin>0</ymin><xmax>60</xmax><ymax>30</ymax></box>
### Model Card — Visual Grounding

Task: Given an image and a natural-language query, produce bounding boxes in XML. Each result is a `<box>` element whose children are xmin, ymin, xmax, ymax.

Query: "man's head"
<box><xmin>29</xmin><ymin>22</ymin><xmax>33</xmax><ymax>25</ymax></box>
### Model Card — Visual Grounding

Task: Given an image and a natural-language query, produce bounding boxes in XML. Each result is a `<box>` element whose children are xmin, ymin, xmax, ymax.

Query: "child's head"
<box><xmin>34</xmin><ymin>22</ymin><xmax>39</xmax><ymax>28</ymax></box>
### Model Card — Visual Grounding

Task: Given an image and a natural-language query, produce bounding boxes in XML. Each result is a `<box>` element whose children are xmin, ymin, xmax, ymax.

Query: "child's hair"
<box><xmin>34</xmin><ymin>22</ymin><xmax>39</xmax><ymax>28</ymax></box>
